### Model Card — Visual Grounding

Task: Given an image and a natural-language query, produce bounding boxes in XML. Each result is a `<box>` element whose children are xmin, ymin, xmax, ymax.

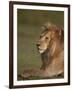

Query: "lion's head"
<box><xmin>36</xmin><ymin>22</ymin><xmax>64</xmax><ymax>55</ymax></box>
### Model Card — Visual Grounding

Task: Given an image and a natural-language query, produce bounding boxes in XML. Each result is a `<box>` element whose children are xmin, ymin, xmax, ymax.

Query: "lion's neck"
<box><xmin>41</xmin><ymin>50</ymin><xmax>52</xmax><ymax>70</ymax></box>
<box><xmin>41</xmin><ymin>51</ymin><xmax>48</xmax><ymax>61</ymax></box>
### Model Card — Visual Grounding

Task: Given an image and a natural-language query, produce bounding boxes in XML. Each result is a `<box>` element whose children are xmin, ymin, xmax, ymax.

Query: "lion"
<box><xmin>19</xmin><ymin>22</ymin><xmax>64</xmax><ymax>79</ymax></box>
<box><xmin>36</xmin><ymin>22</ymin><xmax>64</xmax><ymax>77</ymax></box>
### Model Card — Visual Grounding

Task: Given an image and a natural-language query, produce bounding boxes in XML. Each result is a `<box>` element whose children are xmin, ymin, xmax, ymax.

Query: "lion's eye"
<box><xmin>45</xmin><ymin>37</ymin><xmax>49</xmax><ymax>39</ymax></box>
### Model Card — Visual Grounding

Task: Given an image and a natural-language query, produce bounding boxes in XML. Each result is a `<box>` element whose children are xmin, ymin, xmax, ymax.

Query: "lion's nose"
<box><xmin>36</xmin><ymin>43</ymin><xmax>40</xmax><ymax>47</ymax></box>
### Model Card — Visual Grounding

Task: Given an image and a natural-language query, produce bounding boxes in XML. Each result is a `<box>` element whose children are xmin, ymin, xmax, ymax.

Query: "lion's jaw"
<box><xmin>38</xmin><ymin>48</ymin><xmax>46</xmax><ymax>54</ymax></box>
<box><xmin>37</xmin><ymin>43</ymin><xmax>48</xmax><ymax>54</ymax></box>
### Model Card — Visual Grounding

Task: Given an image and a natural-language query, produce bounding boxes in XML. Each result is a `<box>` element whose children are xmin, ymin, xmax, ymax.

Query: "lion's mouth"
<box><xmin>37</xmin><ymin>47</ymin><xmax>45</xmax><ymax>53</ymax></box>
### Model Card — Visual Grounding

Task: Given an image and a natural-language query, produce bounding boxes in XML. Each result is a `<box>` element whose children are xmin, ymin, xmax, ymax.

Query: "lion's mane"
<box><xmin>38</xmin><ymin>22</ymin><xmax>64</xmax><ymax>77</ymax></box>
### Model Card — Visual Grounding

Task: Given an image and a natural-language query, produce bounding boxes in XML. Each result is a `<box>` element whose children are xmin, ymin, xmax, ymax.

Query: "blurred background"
<box><xmin>17</xmin><ymin>9</ymin><xmax>64</xmax><ymax>80</ymax></box>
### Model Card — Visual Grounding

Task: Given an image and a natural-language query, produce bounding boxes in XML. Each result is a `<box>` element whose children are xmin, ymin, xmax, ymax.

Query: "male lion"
<box><xmin>19</xmin><ymin>22</ymin><xmax>64</xmax><ymax>79</ymax></box>
<box><xmin>36</xmin><ymin>22</ymin><xmax>64</xmax><ymax>77</ymax></box>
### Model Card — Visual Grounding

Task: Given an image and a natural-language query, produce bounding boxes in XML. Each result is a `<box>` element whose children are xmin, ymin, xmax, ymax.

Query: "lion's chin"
<box><xmin>39</xmin><ymin>50</ymin><xmax>44</xmax><ymax>54</ymax></box>
<box><xmin>38</xmin><ymin>49</ymin><xmax>46</xmax><ymax>54</ymax></box>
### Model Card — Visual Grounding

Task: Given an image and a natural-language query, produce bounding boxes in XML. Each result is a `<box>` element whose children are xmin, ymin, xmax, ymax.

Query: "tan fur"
<box><xmin>37</xmin><ymin>22</ymin><xmax>64</xmax><ymax>77</ymax></box>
